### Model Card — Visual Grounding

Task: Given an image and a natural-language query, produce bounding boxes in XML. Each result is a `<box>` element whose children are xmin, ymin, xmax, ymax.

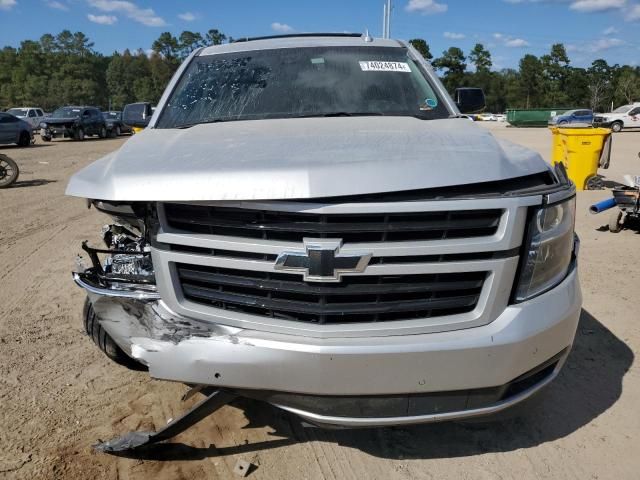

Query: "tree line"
<box><xmin>1</xmin><ymin>30</ymin><xmax>638</xmax><ymax>113</ymax></box>
<box><xmin>409</xmin><ymin>39</ymin><xmax>640</xmax><ymax>113</ymax></box>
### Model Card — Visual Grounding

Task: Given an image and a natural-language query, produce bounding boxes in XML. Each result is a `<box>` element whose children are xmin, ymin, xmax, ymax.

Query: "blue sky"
<box><xmin>1</xmin><ymin>0</ymin><xmax>638</xmax><ymax>68</ymax></box>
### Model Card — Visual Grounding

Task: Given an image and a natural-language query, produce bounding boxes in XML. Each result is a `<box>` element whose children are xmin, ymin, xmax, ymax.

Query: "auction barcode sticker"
<box><xmin>359</xmin><ymin>61</ymin><xmax>411</xmax><ymax>72</ymax></box>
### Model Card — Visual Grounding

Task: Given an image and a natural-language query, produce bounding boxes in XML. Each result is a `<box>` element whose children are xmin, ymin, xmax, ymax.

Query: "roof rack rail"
<box><xmin>232</xmin><ymin>33</ymin><xmax>364</xmax><ymax>43</ymax></box>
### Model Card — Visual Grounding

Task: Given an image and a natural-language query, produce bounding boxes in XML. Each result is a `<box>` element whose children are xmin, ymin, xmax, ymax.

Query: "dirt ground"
<box><xmin>1</xmin><ymin>124</ymin><xmax>639</xmax><ymax>480</ymax></box>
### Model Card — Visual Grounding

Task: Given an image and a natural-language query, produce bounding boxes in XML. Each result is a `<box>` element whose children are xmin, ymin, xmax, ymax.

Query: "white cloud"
<box><xmin>87</xmin><ymin>0</ymin><xmax>166</xmax><ymax>27</ymax></box>
<box><xmin>570</xmin><ymin>0</ymin><xmax>625</xmax><ymax>12</ymax></box>
<box><xmin>88</xmin><ymin>13</ymin><xmax>117</xmax><ymax>24</ymax></box>
<box><xmin>627</xmin><ymin>3</ymin><xmax>640</xmax><ymax>20</ymax></box>
<box><xmin>567</xmin><ymin>37</ymin><xmax>624</xmax><ymax>52</ymax></box>
<box><xmin>178</xmin><ymin>11</ymin><xmax>196</xmax><ymax>21</ymax></box>
<box><xmin>602</xmin><ymin>25</ymin><xmax>619</xmax><ymax>33</ymax></box>
<box><xmin>443</xmin><ymin>31</ymin><xmax>465</xmax><ymax>39</ymax></box>
<box><xmin>271</xmin><ymin>22</ymin><xmax>294</xmax><ymax>33</ymax></box>
<box><xmin>45</xmin><ymin>0</ymin><xmax>68</xmax><ymax>9</ymax></box>
<box><xmin>504</xmin><ymin>0</ymin><xmax>629</xmax><ymax>13</ymax></box>
<box><xmin>405</xmin><ymin>0</ymin><xmax>448</xmax><ymax>15</ymax></box>
<box><xmin>0</xmin><ymin>0</ymin><xmax>16</xmax><ymax>10</ymax></box>
<box><xmin>493</xmin><ymin>32</ymin><xmax>531</xmax><ymax>47</ymax></box>
<box><xmin>505</xmin><ymin>38</ymin><xmax>530</xmax><ymax>47</ymax></box>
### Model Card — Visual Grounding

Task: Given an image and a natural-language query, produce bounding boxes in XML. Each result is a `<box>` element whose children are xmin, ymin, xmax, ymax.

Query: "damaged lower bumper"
<box><xmin>76</xmin><ymin>262</ymin><xmax>581</xmax><ymax>427</ymax></box>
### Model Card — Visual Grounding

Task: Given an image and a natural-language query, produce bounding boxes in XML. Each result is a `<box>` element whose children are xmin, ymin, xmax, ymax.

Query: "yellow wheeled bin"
<box><xmin>549</xmin><ymin>125</ymin><xmax>612</xmax><ymax>190</ymax></box>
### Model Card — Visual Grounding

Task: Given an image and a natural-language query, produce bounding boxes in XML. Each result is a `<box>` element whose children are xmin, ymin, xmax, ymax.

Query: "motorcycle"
<box><xmin>0</xmin><ymin>154</ymin><xmax>19</xmax><ymax>189</ymax></box>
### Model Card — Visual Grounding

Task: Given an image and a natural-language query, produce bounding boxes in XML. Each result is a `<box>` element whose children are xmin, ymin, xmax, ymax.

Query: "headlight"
<box><xmin>514</xmin><ymin>197</ymin><xmax>576</xmax><ymax>302</ymax></box>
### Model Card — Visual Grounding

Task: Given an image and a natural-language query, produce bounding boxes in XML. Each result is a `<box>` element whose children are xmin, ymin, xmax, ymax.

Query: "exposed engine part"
<box><xmin>106</xmin><ymin>254</ymin><xmax>154</xmax><ymax>277</ymax></box>
<box><xmin>78</xmin><ymin>223</ymin><xmax>156</xmax><ymax>289</ymax></box>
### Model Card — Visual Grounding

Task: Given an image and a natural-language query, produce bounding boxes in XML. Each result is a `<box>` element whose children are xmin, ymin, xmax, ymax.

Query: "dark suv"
<box><xmin>41</xmin><ymin>106</ymin><xmax>107</xmax><ymax>141</ymax></box>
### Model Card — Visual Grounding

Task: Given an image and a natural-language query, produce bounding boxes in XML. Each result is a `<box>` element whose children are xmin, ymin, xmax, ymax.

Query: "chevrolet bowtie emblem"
<box><xmin>274</xmin><ymin>239</ymin><xmax>372</xmax><ymax>282</ymax></box>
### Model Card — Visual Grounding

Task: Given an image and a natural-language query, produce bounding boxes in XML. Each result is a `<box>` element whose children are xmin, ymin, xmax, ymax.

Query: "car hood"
<box><xmin>66</xmin><ymin>117</ymin><xmax>551</xmax><ymax>201</ymax></box>
<box><xmin>45</xmin><ymin>117</ymin><xmax>79</xmax><ymax>124</ymax></box>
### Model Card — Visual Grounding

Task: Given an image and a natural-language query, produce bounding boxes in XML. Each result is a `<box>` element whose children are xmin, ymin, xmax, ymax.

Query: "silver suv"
<box><xmin>67</xmin><ymin>34</ymin><xmax>581</xmax><ymax>429</ymax></box>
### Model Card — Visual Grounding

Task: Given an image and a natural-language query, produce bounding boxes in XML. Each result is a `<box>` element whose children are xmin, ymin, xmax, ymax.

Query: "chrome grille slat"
<box><xmin>178</xmin><ymin>266</ymin><xmax>485</xmax><ymax>296</ymax></box>
<box><xmin>177</xmin><ymin>264</ymin><xmax>485</xmax><ymax>324</ymax></box>
<box><xmin>164</xmin><ymin>204</ymin><xmax>502</xmax><ymax>243</ymax></box>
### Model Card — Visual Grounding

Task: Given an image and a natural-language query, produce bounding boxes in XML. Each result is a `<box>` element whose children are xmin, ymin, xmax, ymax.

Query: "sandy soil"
<box><xmin>1</xmin><ymin>125</ymin><xmax>638</xmax><ymax>479</ymax></box>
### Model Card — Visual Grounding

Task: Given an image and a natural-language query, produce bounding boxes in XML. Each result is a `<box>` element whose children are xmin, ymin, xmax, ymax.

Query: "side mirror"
<box><xmin>123</xmin><ymin>102</ymin><xmax>153</xmax><ymax>128</ymax></box>
<box><xmin>454</xmin><ymin>88</ymin><xmax>486</xmax><ymax>114</ymax></box>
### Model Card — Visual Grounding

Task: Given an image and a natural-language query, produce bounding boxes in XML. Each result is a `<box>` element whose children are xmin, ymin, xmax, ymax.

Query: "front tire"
<box><xmin>98</xmin><ymin>126</ymin><xmax>107</xmax><ymax>139</ymax></box>
<box><xmin>74</xmin><ymin>128</ymin><xmax>85</xmax><ymax>141</ymax></box>
<box><xmin>611</xmin><ymin>121</ymin><xmax>623</xmax><ymax>133</ymax></box>
<box><xmin>0</xmin><ymin>154</ymin><xmax>19</xmax><ymax>188</ymax></box>
<box><xmin>83</xmin><ymin>298</ymin><xmax>146</xmax><ymax>370</ymax></box>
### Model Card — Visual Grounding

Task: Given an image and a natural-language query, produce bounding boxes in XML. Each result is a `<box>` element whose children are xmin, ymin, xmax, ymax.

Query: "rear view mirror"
<box><xmin>123</xmin><ymin>102</ymin><xmax>153</xmax><ymax>128</ymax></box>
<box><xmin>454</xmin><ymin>88</ymin><xmax>486</xmax><ymax>114</ymax></box>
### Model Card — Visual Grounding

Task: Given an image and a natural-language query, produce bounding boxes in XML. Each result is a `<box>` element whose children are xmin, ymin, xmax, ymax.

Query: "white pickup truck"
<box><xmin>6</xmin><ymin>107</ymin><xmax>45</xmax><ymax>130</ymax></box>
<box><xmin>594</xmin><ymin>102</ymin><xmax>640</xmax><ymax>132</ymax></box>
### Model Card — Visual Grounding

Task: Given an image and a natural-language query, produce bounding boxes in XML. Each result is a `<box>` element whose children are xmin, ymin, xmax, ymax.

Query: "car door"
<box><xmin>91</xmin><ymin>109</ymin><xmax>102</xmax><ymax>134</ymax></box>
<box><xmin>81</xmin><ymin>109</ymin><xmax>92</xmax><ymax>133</ymax></box>
<box><xmin>627</xmin><ymin>107</ymin><xmax>640</xmax><ymax>127</ymax></box>
<box><xmin>0</xmin><ymin>114</ymin><xmax>11</xmax><ymax>142</ymax></box>
<box><xmin>94</xmin><ymin>109</ymin><xmax>105</xmax><ymax>133</ymax></box>
<box><xmin>574</xmin><ymin>110</ymin><xmax>588</xmax><ymax>123</ymax></box>
<box><xmin>27</xmin><ymin>109</ymin><xmax>38</xmax><ymax>128</ymax></box>
<box><xmin>0</xmin><ymin>114</ymin><xmax>19</xmax><ymax>143</ymax></box>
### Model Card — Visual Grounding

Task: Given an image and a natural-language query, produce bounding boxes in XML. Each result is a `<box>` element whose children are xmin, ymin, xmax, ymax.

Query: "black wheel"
<box><xmin>585</xmin><ymin>175</ymin><xmax>604</xmax><ymax>190</ymax></box>
<box><xmin>17</xmin><ymin>131</ymin><xmax>31</xmax><ymax>147</ymax></box>
<box><xmin>42</xmin><ymin>135</ymin><xmax>51</xmax><ymax>142</ymax></box>
<box><xmin>115</xmin><ymin>125</ymin><xmax>121</xmax><ymax>136</ymax></box>
<box><xmin>74</xmin><ymin>128</ymin><xmax>85</xmax><ymax>141</ymax></box>
<box><xmin>611</xmin><ymin>121</ymin><xmax>623</xmax><ymax>133</ymax></box>
<box><xmin>83</xmin><ymin>298</ymin><xmax>146</xmax><ymax>370</ymax></box>
<box><xmin>558</xmin><ymin>120</ymin><xmax>568</xmax><ymax>126</ymax></box>
<box><xmin>609</xmin><ymin>210</ymin><xmax>624</xmax><ymax>233</ymax></box>
<box><xmin>98</xmin><ymin>126</ymin><xmax>107</xmax><ymax>139</ymax></box>
<box><xmin>0</xmin><ymin>154</ymin><xmax>19</xmax><ymax>188</ymax></box>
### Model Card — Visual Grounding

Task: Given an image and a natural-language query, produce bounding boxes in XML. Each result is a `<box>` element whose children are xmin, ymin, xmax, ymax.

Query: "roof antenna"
<box><xmin>363</xmin><ymin>29</ymin><xmax>373</xmax><ymax>42</ymax></box>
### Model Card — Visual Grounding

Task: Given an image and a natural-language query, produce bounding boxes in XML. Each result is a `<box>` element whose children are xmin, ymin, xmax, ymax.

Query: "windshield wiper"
<box><xmin>296</xmin><ymin>112</ymin><xmax>385</xmax><ymax>118</ymax></box>
<box><xmin>175</xmin><ymin>118</ymin><xmax>235</xmax><ymax>129</ymax></box>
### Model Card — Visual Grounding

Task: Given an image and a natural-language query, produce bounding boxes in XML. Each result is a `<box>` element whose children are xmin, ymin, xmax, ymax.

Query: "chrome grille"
<box><xmin>154</xmin><ymin>198</ymin><xmax>527</xmax><ymax>336</ymax></box>
<box><xmin>164</xmin><ymin>204</ymin><xmax>502</xmax><ymax>243</ymax></box>
<box><xmin>177</xmin><ymin>264</ymin><xmax>486</xmax><ymax>324</ymax></box>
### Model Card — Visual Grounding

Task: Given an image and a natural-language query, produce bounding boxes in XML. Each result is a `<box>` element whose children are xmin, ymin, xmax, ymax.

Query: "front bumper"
<box><xmin>76</xmin><ymin>259</ymin><xmax>581</xmax><ymax>426</ymax></box>
<box><xmin>593</xmin><ymin>119</ymin><xmax>613</xmax><ymax>127</ymax></box>
<box><xmin>41</xmin><ymin>126</ymin><xmax>75</xmax><ymax>138</ymax></box>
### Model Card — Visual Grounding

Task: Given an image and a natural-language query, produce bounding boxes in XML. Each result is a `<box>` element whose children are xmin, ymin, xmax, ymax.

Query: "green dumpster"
<box><xmin>506</xmin><ymin>108</ymin><xmax>573</xmax><ymax>127</ymax></box>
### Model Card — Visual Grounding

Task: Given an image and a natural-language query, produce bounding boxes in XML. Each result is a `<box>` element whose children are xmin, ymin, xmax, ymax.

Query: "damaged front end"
<box><xmin>74</xmin><ymin>201</ymin><xmax>225</xmax><ymax>366</ymax></box>
<box><xmin>74</xmin><ymin>201</ymin><xmax>158</xmax><ymax>301</ymax></box>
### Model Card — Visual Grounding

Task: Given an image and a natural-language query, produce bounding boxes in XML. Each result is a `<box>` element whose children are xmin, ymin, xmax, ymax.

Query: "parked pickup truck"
<box><xmin>67</xmin><ymin>34</ymin><xmax>581</xmax><ymax>431</ymax></box>
<box><xmin>41</xmin><ymin>106</ymin><xmax>107</xmax><ymax>141</ymax></box>
<box><xmin>102</xmin><ymin>111</ymin><xmax>133</xmax><ymax>137</ymax></box>
<box><xmin>594</xmin><ymin>102</ymin><xmax>640</xmax><ymax>132</ymax></box>
<box><xmin>6</xmin><ymin>107</ymin><xmax>45</xmax><ymax>130</ymax></box>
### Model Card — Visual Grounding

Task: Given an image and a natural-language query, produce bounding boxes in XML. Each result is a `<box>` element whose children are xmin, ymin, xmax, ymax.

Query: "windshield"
<box><xmin>613</xmin><ymin>105</ymin><xmax>632</xmax><ymax>114</ymax></box>
<box><xmin>52</xmin><ymin>107</ymin><xmax>82</xmax><ymax>118</ymax></box>
<box><xmin>103</xmin><ymin>112</ymin><xmax>120</xmax><ymax>119</ymax></box>
<box><xmin>7</xmin><ymin>108</ymin><xmax>28</xmax><ymax>117</ymax></box>
<box><xmin>156</xmin><ymin>46</ymin><xmax>449</xmax><ymax>128</ymax></box>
